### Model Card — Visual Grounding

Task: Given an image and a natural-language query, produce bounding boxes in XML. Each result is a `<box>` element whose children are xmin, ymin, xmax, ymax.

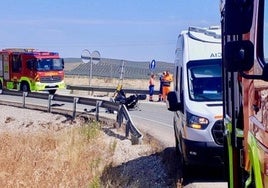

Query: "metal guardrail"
<box><xmin>0</xmin><ymin>90</ymin><xmax>143</xmax><ymax>144</ymax></box>
<box><xmin>66</xmin><ymin>85</ymin><xmax>159</xmax><ymax>95</ymax></box>
<box><xmin>117</xmin><ymin>105</ymin><xmax>143</xmax><ymax>145</ymax></box>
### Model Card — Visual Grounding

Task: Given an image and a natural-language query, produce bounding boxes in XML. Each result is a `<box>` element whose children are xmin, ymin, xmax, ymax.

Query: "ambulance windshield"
<box><xmin>187</xmin><ymin>59</ymin><xmax>222</xmax><ymax>101</ymax></box>
<box><xmin>36</xmin><ymin>58</ymin><xmax>64</xmax><ymax>71</ymax></box>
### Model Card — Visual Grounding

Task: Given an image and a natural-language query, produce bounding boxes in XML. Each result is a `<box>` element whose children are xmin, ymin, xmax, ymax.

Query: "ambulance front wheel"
<box><xmin>20</xmin><ymin>82</ymin><xmax>30</xmax><ymax>93</ymax></box>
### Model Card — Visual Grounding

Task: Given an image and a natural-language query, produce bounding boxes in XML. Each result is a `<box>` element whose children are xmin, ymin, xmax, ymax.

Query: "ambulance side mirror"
<box><xmin>167</xmin><ymin>91</ymin><xmax>183</xmax><ymax>112</ymax></box>
<box><xmin>224</xmin><ymin>40</ymin><xmax>254</xmax><ymax>72</ymax></box>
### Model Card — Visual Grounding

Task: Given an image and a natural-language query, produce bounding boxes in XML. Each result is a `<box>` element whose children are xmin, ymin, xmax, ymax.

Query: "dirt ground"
<box><xmin>0</xmin><ymin>105</ymin><xmax>179</xmax><ymax>187</ymax></box>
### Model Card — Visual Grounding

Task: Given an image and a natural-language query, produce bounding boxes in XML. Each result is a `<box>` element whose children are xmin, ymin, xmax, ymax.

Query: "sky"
<box><xmin>0</xmin><ymin>0</ymin><xmax>221</xmax><ymax>63</ymax></box>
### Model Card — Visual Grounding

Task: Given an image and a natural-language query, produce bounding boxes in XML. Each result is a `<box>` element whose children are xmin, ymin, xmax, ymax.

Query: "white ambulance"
<box><xmin>167</xmin><ymin>26</ymin><xmax>224</xmax><ymax>168</ymax></box>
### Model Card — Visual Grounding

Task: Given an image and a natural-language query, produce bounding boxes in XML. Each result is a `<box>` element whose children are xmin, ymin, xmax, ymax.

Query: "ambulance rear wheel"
<box><xmin>20</xmin><ymin>82</ymin><xmax>30</xmax><ymax>92</ymax></box>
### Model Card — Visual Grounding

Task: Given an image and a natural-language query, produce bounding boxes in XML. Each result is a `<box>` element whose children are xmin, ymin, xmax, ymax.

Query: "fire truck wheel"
<box><xmin>20</xmin><ymin>82</ymin><xmax>30</xmax><ymax>92</ymax></box>
<box><xmin>49</xmin><ymin>89</ymin><xmax>56</xmax><ymax>95</ymax></box>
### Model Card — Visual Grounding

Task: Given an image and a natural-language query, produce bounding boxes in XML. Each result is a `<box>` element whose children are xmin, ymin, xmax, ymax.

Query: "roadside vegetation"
<box><xmin>0</xmin><ymin>119</ymin><xmax>108</xmax><ymax>187</ymax></box>
<box><xmin>0</xmin><ymin>109</ymin><xmax>176</xmax><ymax>187</ymax></box>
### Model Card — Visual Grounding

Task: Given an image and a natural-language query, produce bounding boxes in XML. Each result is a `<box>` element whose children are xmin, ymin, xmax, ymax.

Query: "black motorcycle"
<box><xmin>114</xmin><ymin>88</ymin><xmax>146</xmax><ymax>110</ymax></box>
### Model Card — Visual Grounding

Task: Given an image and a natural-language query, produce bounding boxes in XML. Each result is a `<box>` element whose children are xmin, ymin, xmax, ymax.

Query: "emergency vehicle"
<box><xmin>221</xmin><ymin>0</ymin><xmax>268</xmax><ymax>187</ymax></box>
<box><xmin>0</xmin><ymin>48</ymin><xmax>65</xmax><ymax>94</ymax></box>
<box><xmin>166</xmin><ymin>26</ymin><xmax>224</xmax><ymax>169</ymax></box>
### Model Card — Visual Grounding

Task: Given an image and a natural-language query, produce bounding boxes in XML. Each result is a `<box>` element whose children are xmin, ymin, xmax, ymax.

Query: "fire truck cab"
<box><xmin>0</xmin><ymin>48</ymin><xmax>65</xmax><ymax>94</ymax></box>
<box><xmin>222</xmin><ymin>0</ymin><xmax>268</xmax><ymax>187</ymax></box>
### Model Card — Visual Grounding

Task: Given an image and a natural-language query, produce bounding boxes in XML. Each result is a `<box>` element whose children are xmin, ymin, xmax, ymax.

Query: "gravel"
<box><xmin>0</xmin><ymin>105</ymin><xmax>180</xmax><ymax>187</ymax></box>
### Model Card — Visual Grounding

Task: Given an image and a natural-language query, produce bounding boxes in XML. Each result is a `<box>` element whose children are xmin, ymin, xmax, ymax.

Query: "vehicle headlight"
<box><xmin>187</xmin><ymin>111</ymin><xmax>209</xmax><ymax>129</ymax></box>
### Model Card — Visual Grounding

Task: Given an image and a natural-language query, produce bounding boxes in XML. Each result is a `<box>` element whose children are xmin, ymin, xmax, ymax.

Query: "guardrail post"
<box><xmin>131</xmin><ymin>135</ymin><xmax>140</xmax><ymax>145</ymax></box>
<box><xmin>121</xmin><ymin>104</ymin><xmax>143</xmax><ymax>144</ymax></box>
<box><xmin>22</xmin><ymin>92</ymin><xmax>27</xmax><ymax>108</ymax></box>
<box><xmin>117</xmin><ymin>105</ymin><xmax>123</xmax><ymax>128</ymax></box>
<box><xmin>72</xmin><ymin>97</ymin><xmax>79</xmax><ymax>119</ymax></box>
<box><xmin>125</xmin><ymin>120</ymin><xmax>130</xmax><ymax>138</ymax></box>
<box><xmin>48</xmin><ymin>95</ymin><xmax>53</xmax><ymax>113</ymax></box>
<box><xmin>95</xmin><ymin>100</ymin><xmax>102</xmax><ymax>121</ymax></box>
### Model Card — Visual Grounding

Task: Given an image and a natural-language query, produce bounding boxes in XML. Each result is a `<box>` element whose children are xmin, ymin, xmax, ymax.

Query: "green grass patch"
<box><xmin>81</xmin><ymin>121</ymin><xmax>101</xmax><ymax>141</ymax></box>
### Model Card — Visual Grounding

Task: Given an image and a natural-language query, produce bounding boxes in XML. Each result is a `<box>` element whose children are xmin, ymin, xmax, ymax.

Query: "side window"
<box><xmin>179</xmin><ymin>67</ymin><xmax>183</xmax><ymax>94</ymax></box>
<box><xmin>175</xmin><ymin>66</ymin><xmax>179</xmax><ymax>91</ymax></box>
<box><xmin>26</xmin><ymin>59</ymin><xmax>34</xmax><ymax>70</ymax></box>
<box><xmin>264</xmin><ymin>0</ymin><xmax>268</xmax><ymax>62</ymax></box>
<box><xmin>174</xmin><ymin>66</ymin><xmax>183</xmax><ymax>93</ymax></box>
<box><xmin>11</xmin><ymin>54</ymin><xmax>21</xmax><ymax>72</ymax></box>
<box><xmin>179</xmin><ymin>67</ymin><xmax>184</xmax><ymax>113</ymax></box>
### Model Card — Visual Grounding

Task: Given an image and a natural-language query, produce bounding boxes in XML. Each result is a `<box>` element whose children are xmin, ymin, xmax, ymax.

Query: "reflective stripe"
<box><xmin>162</xmin><ymin>82</ymin><xmax>171</xmax><ymax>86</ymax></box>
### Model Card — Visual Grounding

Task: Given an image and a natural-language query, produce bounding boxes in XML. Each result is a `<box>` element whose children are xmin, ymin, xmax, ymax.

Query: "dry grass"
<box><xmin>65</xmin><ymin>75</ymin><xmax>160</xmax><ymax>90</ymax></box>
<box><xmin>64</xmin><ymin>75</ymin><xmax>171</xmax><ymax>98</ymax></box>
<box><xmin>0</xmin><ymin>112</ymin><xmax>165</xmax><ymax>188</ymax></box>
<box><xmin>0</xmin><ymin>121</ymin><xmax>112</xmax><ymax>187</ymax></box>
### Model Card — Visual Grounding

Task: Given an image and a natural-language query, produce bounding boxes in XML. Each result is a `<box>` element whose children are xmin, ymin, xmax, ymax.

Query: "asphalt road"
<box><xmin>128</xmin><ymin>100</ymin><xmax>175</xmax><ymax>147</ymax></box>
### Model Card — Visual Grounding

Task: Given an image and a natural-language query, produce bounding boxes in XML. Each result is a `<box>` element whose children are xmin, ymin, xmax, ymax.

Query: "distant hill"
<box><xmin>64</xmin><ymin>58</ymin><xmax>175</xmax><ymax>79</ymax></box>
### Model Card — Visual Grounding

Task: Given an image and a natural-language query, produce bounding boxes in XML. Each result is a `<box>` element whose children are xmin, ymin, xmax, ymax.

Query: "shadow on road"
<box><xmin>100</xmin><ymin>147</ymin><xmax>226</xmax><ymax>187</ymax></box>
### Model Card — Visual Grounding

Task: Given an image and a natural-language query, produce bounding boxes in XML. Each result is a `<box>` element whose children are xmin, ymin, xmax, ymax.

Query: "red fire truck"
<box><xmin>222</xmin><ymin>0</ymin><xmax>268</xmax><ymax>187</ymax></box>
<box><xmin>0</xmin><ymin>48</ymin><xmax>65</xmax><ymax>94</ymax></box>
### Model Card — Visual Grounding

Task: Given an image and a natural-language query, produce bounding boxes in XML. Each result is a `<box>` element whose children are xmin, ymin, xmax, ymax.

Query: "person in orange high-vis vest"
<box><xmin>162</xmin><ymin>70</ymin><xmax>173</xmax><ymax>102</ymax></box>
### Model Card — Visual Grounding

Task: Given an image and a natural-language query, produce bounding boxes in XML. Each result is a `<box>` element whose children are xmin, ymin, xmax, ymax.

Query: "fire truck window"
<box><xmin>26</xmin><ymin>60</ymin><xmax>34</xmax><ymax>70</ymax></box>
<box><xmin>53</xmin><ymin>59</ymin><xmax>63</xmax><ymax>70</ymax></box>
<box><xmin>37</xmin><ymin>59</ymin><xmax>51</xmax><ymax>70</ymax></box>
<box><xmin>12</xmin><ymin>55</ymin><xmax>22</xmax><ymax>72</ymax></box>
<box><xmin>36</xmin><ymin>59</ymin><xmax>63</xmax><ymax>71</ymax></box>
<box><xmin>264</xmin><ymin>1</ymin><xmax>268</xmax><ymax>63</ymax></box>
